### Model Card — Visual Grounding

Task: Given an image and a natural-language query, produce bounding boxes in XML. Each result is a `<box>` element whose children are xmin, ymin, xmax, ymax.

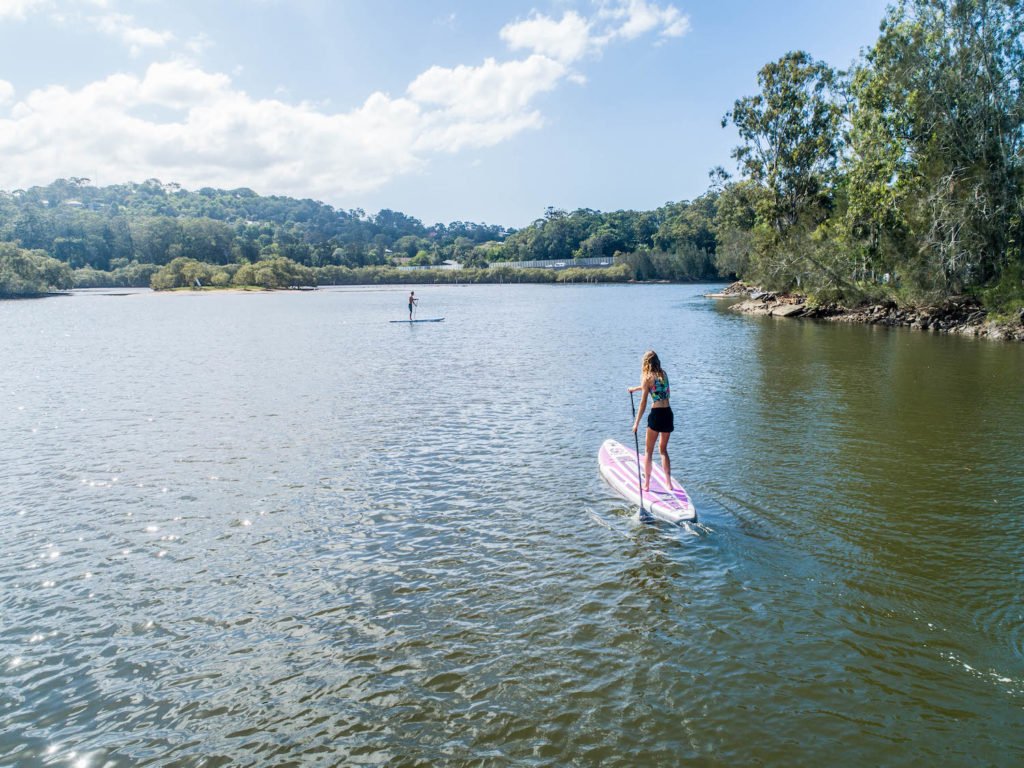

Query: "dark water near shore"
<box><xmin>2</xmin><ymin>284</ymin><xmax>1023</xmax><ymax>766</ymax></box>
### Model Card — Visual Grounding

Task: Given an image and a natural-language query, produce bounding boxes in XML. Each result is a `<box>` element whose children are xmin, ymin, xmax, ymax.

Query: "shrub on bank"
<box><xmin>74</xmin><ymin>262</ymin><xmax>161</xmax><ymax>288</ymax></box>
<box><xmin>150</xmin><ymin>258</ymin><xmax>223</xmax><ymax>290</ymax></box>
<box><xmin>231</xmin><ymin>258</ymin><xmax>314</xmax><ymax>289</ymax></box>
<box><xmin>0</xmin><ymin>242</ymin><xmax>74</xmax><ymax>297</ymax></box>
<box><xmin>979</xmin><ymin>261</ymin><xmax>1024</xmax><ymax>321</ymax></box>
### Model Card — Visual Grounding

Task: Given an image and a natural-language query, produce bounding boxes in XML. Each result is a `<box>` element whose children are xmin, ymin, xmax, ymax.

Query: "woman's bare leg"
<box><xmin>659</xmin><ymin>431</ymin><xmax>672</xmax><ymax>490</ymax></box>
<box><xmin>643</xmin><ymin>428</ymin><xmax>657</xmax><ymax>491</ymax></box>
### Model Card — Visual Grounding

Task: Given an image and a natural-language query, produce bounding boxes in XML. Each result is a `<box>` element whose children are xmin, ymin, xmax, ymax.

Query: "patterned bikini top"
<box><xmin>650</xmin><ymin>374</ymin><xmax>669</xmax><ymax>402</ymax></box>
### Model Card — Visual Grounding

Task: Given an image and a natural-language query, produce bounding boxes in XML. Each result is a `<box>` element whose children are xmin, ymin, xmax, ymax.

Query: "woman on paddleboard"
<box><xmin>627</xmin><ymin>350</ymin><xmax>674</xmax><ymax>492</ymax></box>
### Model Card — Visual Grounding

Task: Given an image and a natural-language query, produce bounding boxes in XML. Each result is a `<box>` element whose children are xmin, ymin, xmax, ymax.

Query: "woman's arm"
<box><xmin>632</xmin><ymin>386</ymin><xmax>649</xmax><ymax>434</ymax></box>
<box><xmin>627</xmin><ymin>373</ymin><xmax>650</xmax><ymax>394</ymax></box>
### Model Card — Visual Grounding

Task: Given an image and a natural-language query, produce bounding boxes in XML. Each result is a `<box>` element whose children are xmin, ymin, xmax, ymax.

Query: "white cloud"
<box><xmin>137</xmin><ymin>60</ymin><xmax>230</xmax><ymax>108</ymax></box>
<box><xmin>0</xmin><ymin>58</ymin><xmax>554</xmax><ymax>199</ymax></box>
<box><xmin>0</xmin><ymin>0</ymin><xmax>175</xmax><ymax>54</ymax></box>
<box><xmin>0</xmin><ymin>0</ymin><xmax>690</xmax><ymax>202</ymax></box>
<box><xmin>600</xmin><ymin>0</ymin><xmax>691</xmax><ymax>40</ymax></box>
<box><xmin>94</xmin><ymin>11</ymin><xmax>174</xmax><ymax>56</ymax></box>
<box><xmin>415</xmin><ymin>112</ymin><xmax>545</xmax><ymax>156</ymax></box>
<box><xmin>0</xmin><ymin>0</ymin><xmax>47</xmax><ymax>19</ymax></box>
<box><xmin>500</xmin><ymin>11</ymin><xmax>594</xmax><ymax>64</ymax></box>
<box><xmin>408</xmin><ymin>55</ymin><xmax>567</xmax><ymax>121</ymax></box>
<box><xmin>185</xmin><ymin>32</ymin><xmax>212</xmax><ymax>56</ymax></box>
<box><xmin>500</xmin><ymin>1</ymin><xmax>689</xmax><ymax>62</ymax></box>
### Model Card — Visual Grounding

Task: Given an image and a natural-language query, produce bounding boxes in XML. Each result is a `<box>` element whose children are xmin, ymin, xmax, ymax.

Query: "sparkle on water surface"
<box><xmin>1</xmin><ymin>284</ymin><xmax>1023</xmax><ymax>766</ymax></box>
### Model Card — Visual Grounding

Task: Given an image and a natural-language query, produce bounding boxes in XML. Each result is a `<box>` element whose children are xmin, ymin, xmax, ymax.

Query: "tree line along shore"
<box><xmin>2</xmin><ymin>0</ymin><xmax>1023</xmax><ymax>340</ymax></box>
<box><xmin>0</xmin><ymin>179</ymin><xmax>719</xmax><ymax>297</ymax></box>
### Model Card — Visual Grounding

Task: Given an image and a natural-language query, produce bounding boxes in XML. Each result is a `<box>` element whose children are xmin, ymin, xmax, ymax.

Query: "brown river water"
<box><xmin>1</xmin><ymin>283</ymin><xmax>1023</xmax><ymax>766</ymax></box>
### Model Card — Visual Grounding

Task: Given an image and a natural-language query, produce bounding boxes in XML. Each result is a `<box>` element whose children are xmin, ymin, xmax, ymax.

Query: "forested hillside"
<box><xmin>0</xmin><ymin>178</ymin><xmax>503</xmax><ymax>272</ymax></box>
<box><xmin>0</xmin><ymin>178</ymin><xmax>723</xmax><ymax>293</ymax></box>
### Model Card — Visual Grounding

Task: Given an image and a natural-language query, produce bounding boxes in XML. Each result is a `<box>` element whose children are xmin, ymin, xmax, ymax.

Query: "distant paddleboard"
<box><xmin>389</xmin><ymin>318</ymin><xmax>445</xmax><ymax>323</ymax></box>
<box><xmin>598</xmin><ymin>438</ymin><xmax>696</xmax><ymax>524</ymax></box>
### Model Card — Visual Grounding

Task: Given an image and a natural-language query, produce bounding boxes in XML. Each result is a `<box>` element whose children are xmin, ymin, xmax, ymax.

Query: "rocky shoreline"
<box><xmin>708</xmin><ymin>282</ymin><xmax>1024</xmax><ymax>341</ymax></box>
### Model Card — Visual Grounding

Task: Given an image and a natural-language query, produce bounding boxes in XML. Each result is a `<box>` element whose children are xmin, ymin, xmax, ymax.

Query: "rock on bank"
<box><xmin>716</xmin><ymin>282</ymin><xmax>1024</xmax><ymax>342</ymax></box>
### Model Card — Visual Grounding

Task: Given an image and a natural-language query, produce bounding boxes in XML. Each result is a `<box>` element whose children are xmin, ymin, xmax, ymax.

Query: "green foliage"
<box><xmin>493</xmin><ymin>201</ymin><xmax>722</xmax><ymax>280</ymax></box>
<box><xmin>230</xmin><ymin>257</ymin><xmax>315</xmax><ymax>289</ymax></box>
<box><xmin>979</xmin><ymin>260</ymin><xmax>1024</xmax><ymax>318</ymax></box>
<box><xmin>150</xmin><ymin>258</ymin><xmax>222</xmax><ymax>290</ymax></box>
<box><xmin>74</xmin><ymin>262</ymin><xmax>160</xmax><ymax>288</ymax></box>
<box><xmin>712</xmin><ymin>180</ymin><xmax>762</xmax><ymax>278</ymax></box>
<box><xmin>0</xmin><ymin>241</ymin><xmax>73</xmax><ymax>296</ymax></box>
<box><xmin>720</xmin><ymin>1</ymin><xmax>1024</xmax><ymax>313</ymax></box>
<box><xmin>0</xmin><ymin>174</ymin><xmax>727</xmax><ymax>288</ymax></box>
<box><xmin>845</xmin><ymin>0</ymin><xmax>1024</xmax><ymax>297</ymax></box>
<box><xmin>622</xmin><ymin>248</ymin><xmax>716</xmax><ymax>281</ymax></box>
<box><xmin>0</xmin><ymin>179</ymin><xmax>508</xmax><ymax>274</ymax></box>
<box><xmin>723</xmin><ymin>51</ymin><xmax>844</xmax><ymax>240</ymax></box>
<box><xmin>147</xmin><ymin>260</ymin><xmax>638</xmax><ymax>289</ymax></box>
<box><xmin>459</xmin><ymin>253</ymin><xmax>488</xmax><ymax>269</ymax></box>
<box><xmin>721</xmin><ymin>50</ymin><xmax>852</xmax><ymax>296</ymax></box>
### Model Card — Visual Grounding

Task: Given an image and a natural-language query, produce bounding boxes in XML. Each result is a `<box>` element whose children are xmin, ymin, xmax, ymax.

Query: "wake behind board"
<box><xmin>389</xmin><ymin>318</ymin><xmax>445</xmax><ymax>323</ymax></box>
<box><xmin>598</xmin><ymin>438</ymin><xmax>696</xmax><ymax>524</ymax></box>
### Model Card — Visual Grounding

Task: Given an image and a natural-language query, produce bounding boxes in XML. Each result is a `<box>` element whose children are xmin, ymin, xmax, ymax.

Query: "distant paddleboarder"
<box><xmin>627</xmin><ymin>350</ymin><xmax>674</xmax><ymax>492</ymax></box>
<box><xmin>408</xmin><ymin>290</ymin><xmax>418</xmax><ymax>320</ymax></box>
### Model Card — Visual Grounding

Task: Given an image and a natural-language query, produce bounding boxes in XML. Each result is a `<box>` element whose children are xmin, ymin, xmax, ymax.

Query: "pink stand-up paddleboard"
<box><xmin>598</xmin><ymin>439</ymin><xmax>696</xmax><ymax>524</ymax></box>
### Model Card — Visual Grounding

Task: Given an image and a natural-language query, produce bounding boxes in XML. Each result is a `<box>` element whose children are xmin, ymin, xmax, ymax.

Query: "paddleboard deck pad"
<box><xmin>598</xmin><ymin>438</ymin><xmax>696</xmax><ymax>524</ymax></box>
<box><xmin>389</xmin><ymin>318</ymin><xmax>445</xmax><ymax>323</ymax></box>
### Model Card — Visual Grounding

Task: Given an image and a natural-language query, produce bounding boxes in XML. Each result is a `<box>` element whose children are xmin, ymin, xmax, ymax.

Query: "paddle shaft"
<box><xmin>629</xmin><ymin>391</ymin><xmax>645</xmax><ymax>513</ymax></box>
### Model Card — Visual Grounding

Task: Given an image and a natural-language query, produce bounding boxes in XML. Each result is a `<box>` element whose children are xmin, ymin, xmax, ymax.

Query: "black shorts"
<box><xmin>647</xmin><ymin>407</ymin><xmax>674</xmax><ymax>433</ymax></box>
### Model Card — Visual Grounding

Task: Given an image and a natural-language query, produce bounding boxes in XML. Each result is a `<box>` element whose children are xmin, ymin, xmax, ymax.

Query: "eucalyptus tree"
<box><xmin>846</xmin><ymin>0</ymin><xmax>1024</xmax><ymax>299</ymax></box>
<box><xmin>724</xmin><ymin>51</ymin><xmax>845</xmax><ymax>237</ymax></box>
<box><xmin>723</xmin><ymin>51</ymin><xmax>849</xmax><ymax>293</ymax></box>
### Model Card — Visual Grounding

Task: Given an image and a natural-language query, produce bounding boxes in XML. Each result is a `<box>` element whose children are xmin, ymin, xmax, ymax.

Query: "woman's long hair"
<box><xmin>642</xmin><ymin>350</ymin><xmax>666</xmax><ymax>381</ymax></box>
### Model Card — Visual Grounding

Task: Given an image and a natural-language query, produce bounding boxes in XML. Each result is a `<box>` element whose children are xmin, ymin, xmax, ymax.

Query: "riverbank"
<box><xmin>716</xmin><ymin>282</ymin><xmax>1024</xmax><ymax>341</ymax></box>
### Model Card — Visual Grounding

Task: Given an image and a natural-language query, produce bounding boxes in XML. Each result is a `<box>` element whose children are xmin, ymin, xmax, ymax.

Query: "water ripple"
<box><xmin>1</xmin><ymin>285</ymin><xmax>1023</xmax><ymax>765</ymax></box>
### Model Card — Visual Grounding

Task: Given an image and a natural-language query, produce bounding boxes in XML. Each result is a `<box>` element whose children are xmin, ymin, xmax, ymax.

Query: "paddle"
<box><xmin>629</xmin><ymin>390</ymin><xmax>645</xmax><ymax>515</ymax></box>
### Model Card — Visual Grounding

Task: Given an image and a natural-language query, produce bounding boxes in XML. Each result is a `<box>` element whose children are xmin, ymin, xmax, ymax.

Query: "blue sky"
<box><xmin>0</xmin><ymin>0</ymin><xmax>890</xmax><ymax>227</ymax></box>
